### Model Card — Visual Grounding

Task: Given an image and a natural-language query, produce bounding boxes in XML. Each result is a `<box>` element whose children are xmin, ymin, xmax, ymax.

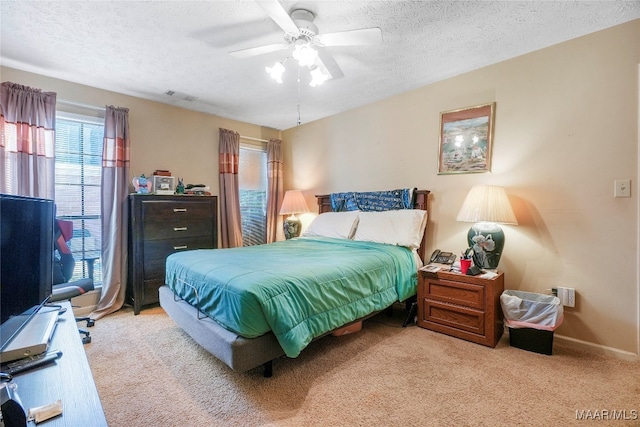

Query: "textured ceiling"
<box><xmin>1</xmin><ymin>1</ymin><xmax>639</xmax><ymax>130</ymax></box>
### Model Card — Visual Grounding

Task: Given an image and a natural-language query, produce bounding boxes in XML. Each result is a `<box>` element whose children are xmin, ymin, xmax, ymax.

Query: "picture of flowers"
<box><xmin>438</xmin><ymin>102</ymin><xmax>495</xmax><ymax>174</ymax></box>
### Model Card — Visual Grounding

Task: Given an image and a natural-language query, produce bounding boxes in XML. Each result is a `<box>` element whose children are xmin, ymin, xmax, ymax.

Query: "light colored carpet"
<box><xmin>84</xmin><ymin>305</ymin><xmax>639</xmax><ymax>426</ymax></box>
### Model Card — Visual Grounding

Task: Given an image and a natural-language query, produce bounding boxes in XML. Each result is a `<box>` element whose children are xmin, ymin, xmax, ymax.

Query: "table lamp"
<box><xmin>279</xmin><ymin>190</ymin><xmax>310</xmax><ymax>239</ymax></box>
<box><xmin>456</xmin><ymin>185</ymin><xmax>517</xmax><ymax>269</ymax></box>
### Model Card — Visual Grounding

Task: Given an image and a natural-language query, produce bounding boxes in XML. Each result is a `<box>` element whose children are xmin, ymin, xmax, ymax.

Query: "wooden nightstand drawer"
<box><xmin>422</xmin><ymin>299</ymin><xmax>485</xmax><ymax>335</ymax></box>
<box><xmin>417</xmin><ymin>270</ymin><xmax>504</xmax><ymax>347</ymax></box>
<box><xmin>425</xmin><ymin>279</ymin><xmax>485</xmax><ymax>310</ymax></box>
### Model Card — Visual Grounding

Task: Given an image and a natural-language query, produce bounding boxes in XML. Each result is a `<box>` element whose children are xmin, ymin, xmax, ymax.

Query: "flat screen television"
<box><xmin>0</xmin><ymin>194</ymin><xmax>55</xmax><ymax>352</ymax></box>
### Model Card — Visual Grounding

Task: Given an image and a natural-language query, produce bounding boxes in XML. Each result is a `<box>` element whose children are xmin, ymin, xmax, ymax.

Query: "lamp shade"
<box><xmin>279</xmin><ymin>190</ymin><xmax>310</xmax><ymax>216</ymax></box>
<box><xmin>456</xmin><ymin>185</ymin><xmax>517</xmax><ymax>270</ymax></box>
<box><xmin>456</xmin><ymin>185</ymin><xmax>517</xmax><ymax>225</ymax></box>
<box><xmin>280</xmin><ymin>190</ymin><xmax>309</xmax><ymax>240</ymax></box>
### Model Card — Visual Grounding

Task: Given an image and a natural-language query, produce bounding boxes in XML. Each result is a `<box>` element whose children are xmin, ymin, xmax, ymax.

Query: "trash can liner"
<box><xmin>500</xmin><ymin>290</ymin><xmax>563</xmax><ymax>331</ymax></box>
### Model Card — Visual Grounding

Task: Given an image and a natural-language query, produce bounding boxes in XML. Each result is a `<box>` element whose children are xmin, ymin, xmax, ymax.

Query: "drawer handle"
<box><xmin>173</xmin><ymin>208</ymin><xmax>187</xmax><ymax>212</ymax></box>
<box><xmin>174</xmin><ymin>245</ymin><xmax>188</xmax><ymax>250</ymax></box>
<box><xmin>173</xmin><ymin>227</ymin><xmax>188</xmax><ymax>231</ymax></box>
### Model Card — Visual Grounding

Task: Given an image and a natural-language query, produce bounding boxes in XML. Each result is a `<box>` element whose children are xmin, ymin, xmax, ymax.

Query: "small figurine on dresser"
<box><xmin>176</xmin><ymin>178</ymin><xmax>185</xmax><ymax>194</ymax></box>
<box><xmin>132</xmin><ymin>174</ymin><xmax>152</xmax><ymax>194</ymax></box>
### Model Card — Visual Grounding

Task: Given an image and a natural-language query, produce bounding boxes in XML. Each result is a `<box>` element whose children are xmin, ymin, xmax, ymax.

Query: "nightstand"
<box><xmin>417</xmin><ymin>269</ymin><xmax>504</xmax><ymax>347</ymax></box>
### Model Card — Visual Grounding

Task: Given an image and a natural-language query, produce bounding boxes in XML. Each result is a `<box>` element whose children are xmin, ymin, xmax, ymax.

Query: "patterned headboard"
<box><xmin>315</xmin><ymin>189</ymin><xmax>430</xmax><ymax>261</ymax></box>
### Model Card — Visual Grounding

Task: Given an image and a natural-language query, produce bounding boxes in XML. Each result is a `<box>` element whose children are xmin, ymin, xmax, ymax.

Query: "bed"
<box><xmin>159</xmin><ymin>189</ymin><xmax>430</xmax><ymax>377</ymax></box>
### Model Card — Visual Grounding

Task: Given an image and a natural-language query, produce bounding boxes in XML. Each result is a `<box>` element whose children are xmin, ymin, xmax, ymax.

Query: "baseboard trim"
<box><xmin>554</xmin><ymin>334</ymin><xmax>638</xmax><ymax>362</ymax></box>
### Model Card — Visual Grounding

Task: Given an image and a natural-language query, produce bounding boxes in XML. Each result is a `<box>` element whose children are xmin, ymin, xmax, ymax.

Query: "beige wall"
<box><xmin>0</xmin><ymin>66</ymin><xmax>279</xmax><ymax>191</ymax></box>
<box><xmin>283</xmin><ymin>20</ymin><xmax>640</xmax><ymax>357</ymax></box>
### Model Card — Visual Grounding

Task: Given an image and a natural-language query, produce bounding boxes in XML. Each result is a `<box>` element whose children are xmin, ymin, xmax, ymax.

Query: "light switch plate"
<box><xmin>614</xmin><ymin>180</ymin><xmax>631</xmax><ymax>198</ymax></box>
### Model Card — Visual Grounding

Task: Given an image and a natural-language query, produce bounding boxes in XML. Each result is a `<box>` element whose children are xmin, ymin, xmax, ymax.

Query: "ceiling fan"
<box><xmin>229</xmin><ymin>0</ymin><xmax>382</xmax><ymax>85</ymax></box>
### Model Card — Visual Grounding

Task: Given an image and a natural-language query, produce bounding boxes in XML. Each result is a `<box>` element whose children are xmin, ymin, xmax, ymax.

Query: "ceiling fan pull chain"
<box><xmin>297</xmin><ymin>67</ymin><xmax>302</xmax><ymax>128</ymax></box>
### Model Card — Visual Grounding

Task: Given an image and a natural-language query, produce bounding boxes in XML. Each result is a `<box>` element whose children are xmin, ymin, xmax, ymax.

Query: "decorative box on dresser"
<box><xmin>128</xmin><ymin>194</ymin><xmax>218</xmax><ymax>314</ymax></box>
<box><xmin>417</xmin><ymin>270</ymin><xmax>504</xmax><ymax>347</ymax></box>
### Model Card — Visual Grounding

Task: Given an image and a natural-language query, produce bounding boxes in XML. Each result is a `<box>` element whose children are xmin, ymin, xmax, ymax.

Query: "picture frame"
<box><xmin>152</xmin><ymin>175</ymin><xmax>175</xmax><ymax>195</ymax></box>
<box><xmin>438</xmin><ymin>102</ymin><xmax>495</xmax><ymax>174</ymax></box>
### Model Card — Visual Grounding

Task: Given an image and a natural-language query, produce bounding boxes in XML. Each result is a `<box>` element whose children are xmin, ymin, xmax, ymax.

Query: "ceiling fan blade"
<box><xmin>229</xmin><ymin>43</ymin><xmax>290</xmax><ymax>59</ymax></box>
<box><xmin>257</xmin><ymin>0</ymin><xmax>300</xmax><ymax>35</ymax></box>
<box><xmin>315</xmin><ymin>27</ymin><xmax>382</xmax><ymax>47</ymax></box>
<box><xmin>316</xmin><ymin>49</ymin><xmax>343</xmax><ymax>80</ymax></box>
<box><xmin>313</xmin><ymin>56</ymin><xmax>332</xmax><ymax>81</ymax></box>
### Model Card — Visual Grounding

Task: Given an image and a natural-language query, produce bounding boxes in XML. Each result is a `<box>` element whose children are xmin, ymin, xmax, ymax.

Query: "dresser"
<box><xmin>127</xmin><ymin>194</ymin><xmax>218</xmax><ymax>314</ymax></box>
<box><xmin>417</xmin><ymin>270</ymin><xmax>504</xmax><ymax>347</ymax></box>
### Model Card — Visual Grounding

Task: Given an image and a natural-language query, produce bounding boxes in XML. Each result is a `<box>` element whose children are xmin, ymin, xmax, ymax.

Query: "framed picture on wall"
<box><xmin>437</xmin><ymin>102</ymin><xmax>495</xmax><ymax>174</ymax></box>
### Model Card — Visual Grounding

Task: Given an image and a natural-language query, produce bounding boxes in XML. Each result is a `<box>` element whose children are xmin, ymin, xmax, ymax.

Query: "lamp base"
<box><xmin>467</xmin><ymin>222</ymin><xmax>505</xmax><ymax>269</ymax></box>
<box><xmin>283</xmin><ymin>215</ymin><xmax>301</xmax><ymax>240</ymax></box>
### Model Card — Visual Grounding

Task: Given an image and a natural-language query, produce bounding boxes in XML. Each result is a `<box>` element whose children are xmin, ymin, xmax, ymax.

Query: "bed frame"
<box><xmin>158</xmin><ymin>189</ymin><xmax>430</xmax><ymax>377</ymax></box>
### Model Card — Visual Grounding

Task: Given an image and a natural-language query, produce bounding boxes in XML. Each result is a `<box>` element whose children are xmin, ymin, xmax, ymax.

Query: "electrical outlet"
<box><xmin>557</xmin><ymin>286</ymin><xmax>575</xmax><ymax>307</ymax></box>
<box><xmin>614</xmin><ymin>180</ymin><xmax>631</xmax><ymax>198</ymax></box>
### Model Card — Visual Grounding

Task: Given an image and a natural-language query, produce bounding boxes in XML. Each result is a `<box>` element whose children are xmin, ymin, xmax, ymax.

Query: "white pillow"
<box><xmin>353</xmin><ymin>209</ymin><xmax>428</xmax><ymax>249</ymax></box>
<box><xmin>302</xmin><ymin>211</ymin><xmax>360</xmax><ymax>239</ymax></box>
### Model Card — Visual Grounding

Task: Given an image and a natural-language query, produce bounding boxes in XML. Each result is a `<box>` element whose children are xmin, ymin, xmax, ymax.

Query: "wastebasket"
<box><xmin>500</xmin><ymin>290</ymin><xmax>563</xmax><ymax>355</ymax></box>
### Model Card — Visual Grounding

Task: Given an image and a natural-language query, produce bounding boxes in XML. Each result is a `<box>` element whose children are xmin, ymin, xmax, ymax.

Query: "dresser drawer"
<box><xmin>142</xmin><ymin>199</ymin><xmax>213</xmax><ymax>221</ymax></box>
<box><xmin>422</xmin><ymin>299</ymin><xmax>485</xmax><ymax>335</ymax></box>
<box><xmin>424</xmin><ymin>279</ymin><xmax>485</xmax><ymax>310</ymax></box>
<box><xmin>141</xmin><ymin>278</ymin><xmax>165</xmax><ymax>306</ymax></box>
<box><xmin>143</xmin><ymin>219</ymin><xmax>213</xmax><ymax>240</ymax></box>
<box><xmin>143</xmin><ymin>237</ymin><xmax>214</xmax><ymax>280</ymax></box>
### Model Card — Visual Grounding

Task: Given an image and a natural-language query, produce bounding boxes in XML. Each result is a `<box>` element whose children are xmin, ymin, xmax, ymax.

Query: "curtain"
<box><xmin>218</xmin><ymin>128</ymin><xmax>243</xmax><ymax>248</ymax></box>
<box><xmin>0</xmin><ymin>82</ymin><xmax>57</xmax><ymax>198</ymax></box>
<box><xmin>91</xmin><ymin>106</ymin><xmax>130</xmax><ymax>319</ymax></box>
<box><xmin>265</xmin><ymin>138</ymin><xmax>284</xmax><ymax>243</ymax></box>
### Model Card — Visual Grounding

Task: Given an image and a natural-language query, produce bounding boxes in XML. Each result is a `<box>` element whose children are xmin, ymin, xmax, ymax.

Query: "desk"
<box><xmin>10</xmin><ymin>302</ymin><xmax>107</xmax><ymax>426</ymax></box>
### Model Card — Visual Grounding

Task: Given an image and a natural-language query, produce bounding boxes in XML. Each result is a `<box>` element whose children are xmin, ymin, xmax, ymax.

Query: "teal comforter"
<box><xmin>165</xmin><ymin>237</ymin><xmax>418</xmax><ymax>357</ymax></box>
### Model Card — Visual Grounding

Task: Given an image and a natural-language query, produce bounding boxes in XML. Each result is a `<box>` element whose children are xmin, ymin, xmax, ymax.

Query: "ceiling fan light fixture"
<box><xmin>292</xmin><ymin>40</ymin><xmax>318</xmax><ymax>67</ymax></box>
<box><xmin>266</xmin><ymin>60</ymin><xmax>286</xmax><ymax>83</ymax></box>
<box><xmin>233</xmin><ymin>2</ymin><xmax>383</xmax><ymax>91</ymax></box>
<box><xmin>309</xmin><ymin>66</ymin><xmax>329</xmax><ymax>87</ymax></box>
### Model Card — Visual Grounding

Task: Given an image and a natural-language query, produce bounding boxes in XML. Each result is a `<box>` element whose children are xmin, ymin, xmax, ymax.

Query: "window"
<box><xmin>54</xmin><ymin>113</ymin><xmax>103</xmax><ymax>283</ymax></box>
<box><xmin>239</xmin><ymin>144</ymin><xmax>267</xmax><ymax>246</ymax></box>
